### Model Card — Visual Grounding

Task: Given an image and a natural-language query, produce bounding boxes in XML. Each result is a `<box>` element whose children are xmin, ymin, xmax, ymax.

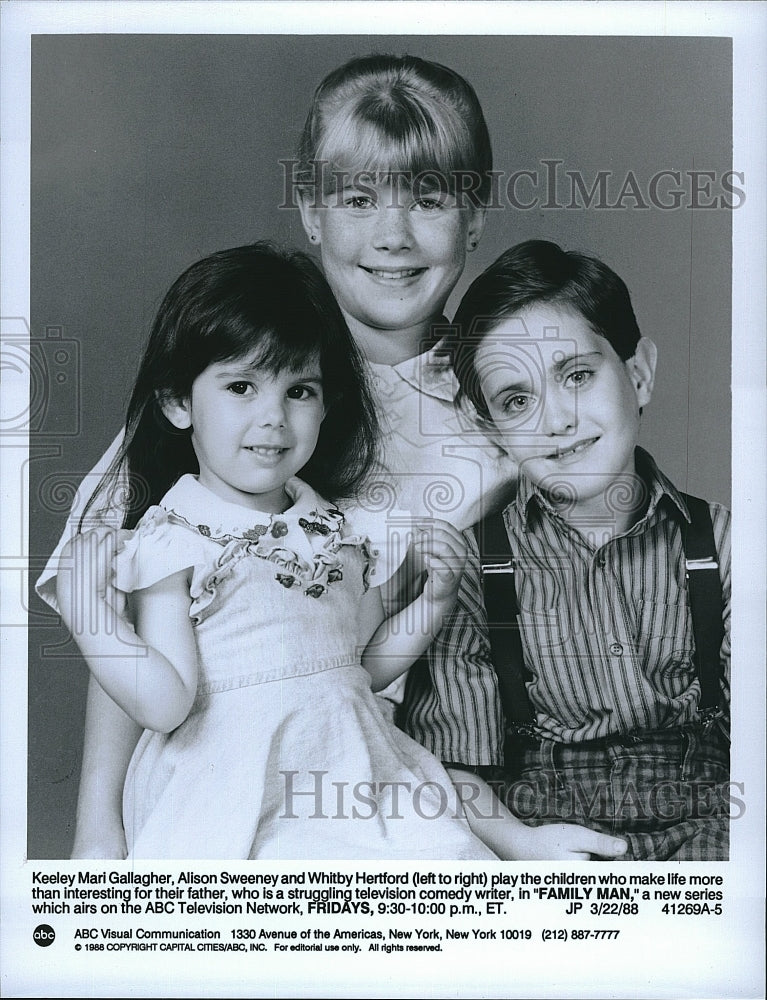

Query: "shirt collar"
<box><xmin>515</xmin><ymin>447</ymin><xmax>691</xmax><ymax>531</ymax></box>
<box><xmin>634</xmin><ymin>447</ymin><xmax>691</xmax><ymax>523</ymax></box>
<box><xmin>160</xmin><ymin>474</ymin><xmax>340</xmax><ymax>538</ymax></box>
<box><xmin>368</xmin><ymin>328</ymin><xmax>458</xmax><ymax>404</ymax></box>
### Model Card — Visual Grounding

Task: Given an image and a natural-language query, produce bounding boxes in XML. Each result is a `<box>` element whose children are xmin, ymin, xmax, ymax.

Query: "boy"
<box><xmin>402</xmin><ymin>239</ymin><xmax>731</xmax><ymax>860</ymax></box>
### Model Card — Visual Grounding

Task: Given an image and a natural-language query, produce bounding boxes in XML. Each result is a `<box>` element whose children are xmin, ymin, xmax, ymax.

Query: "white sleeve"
<box><xmin>35</xmin><ymin>429</ymin><xmax>125</xmax><ymax>611</ymax></box>
<box><xmin>111</xmin><ymin>509</ymin><xmax>209</xmax><ymax>596</ymax></box>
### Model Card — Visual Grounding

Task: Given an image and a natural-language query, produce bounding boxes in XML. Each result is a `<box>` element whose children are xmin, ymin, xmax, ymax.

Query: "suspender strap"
<box><xmin>475</xmin><ymin>513</ymin><xmax>534</xmax><ymax>726</ymax></box>
<box><xmin>680</xmin><ymin>494</ymin><xmax>725</xmax><ymax>712</ymax></box>
<box><xmin>477</xmin><ymin>495</ymin><xmax>725</xmax><ymax>726</ymax></box>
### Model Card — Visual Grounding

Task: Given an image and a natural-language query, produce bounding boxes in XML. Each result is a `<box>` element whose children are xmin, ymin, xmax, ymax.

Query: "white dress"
<box><xmin>113</xmin><ymin>475</ymin><xmax>496</xmax><ymax>860</ymax></box>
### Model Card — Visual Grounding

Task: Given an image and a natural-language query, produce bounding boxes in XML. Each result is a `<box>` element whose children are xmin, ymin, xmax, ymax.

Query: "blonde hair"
<box><xmin>297</xmin><ymin>54</ymin><xmax>492</xmax><ymax>206</ymax></box>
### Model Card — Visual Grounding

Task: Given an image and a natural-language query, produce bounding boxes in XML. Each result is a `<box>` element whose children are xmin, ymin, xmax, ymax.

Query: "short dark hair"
<box><xmin>83</xmin><ymin>242</ymin><xmax>379</xmax><ymax>528</ymax></box>
<box><xmin>451</xmin><ymin>239</ymin><xmax>642</xmax><ymax>419</ymax></box>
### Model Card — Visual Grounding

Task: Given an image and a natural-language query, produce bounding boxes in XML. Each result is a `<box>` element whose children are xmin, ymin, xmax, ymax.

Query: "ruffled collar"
<box><xmin>157</xmin><ymin>475</ymin><xmax>374</xmax><ymax>599</ymax></box>
<box><xmin>159</xmin><ymin>474</ymin><xmax>345</xmax><ymax>543</ymax></box>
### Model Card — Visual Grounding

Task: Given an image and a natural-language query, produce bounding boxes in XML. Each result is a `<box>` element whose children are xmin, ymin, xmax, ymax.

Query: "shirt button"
<box><xmin>609</xmin><ymin>642</ymin><xmax>624</xmax><ymax>656</ymax></box>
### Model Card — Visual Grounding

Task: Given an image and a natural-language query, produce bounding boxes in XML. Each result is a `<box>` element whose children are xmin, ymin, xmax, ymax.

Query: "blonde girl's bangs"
<box><xmin>310</xmin><ymin>107</ymin><xmax>481</xmax><ymax>199</ymax></box>
<box><xmin>297</xmin><ymin>54</ymin><xmax>492</xmax><ymax>203</ymax></box>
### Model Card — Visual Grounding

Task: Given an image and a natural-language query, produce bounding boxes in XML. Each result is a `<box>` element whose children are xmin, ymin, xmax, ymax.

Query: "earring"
<box><xmin>469</xmin><ymin>239</ymin><xmax>478</xmax><ymax>251</ymax></box>
<box><xmin>310</xmin><ymin>233</ymin><xmax>318</xmax><ymax>243</ymax></box>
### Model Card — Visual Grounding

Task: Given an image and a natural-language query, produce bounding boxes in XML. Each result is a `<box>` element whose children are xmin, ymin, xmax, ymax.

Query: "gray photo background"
<box><xmin>28</xmin><ymin>34</ymin><xmax>732</xmax><ymax>858</ymax></box>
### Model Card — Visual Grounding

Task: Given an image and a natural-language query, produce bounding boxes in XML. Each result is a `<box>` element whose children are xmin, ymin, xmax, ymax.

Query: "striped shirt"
<box><xmin>401</xmin><ymin>448</ymin><xmax>730</xmax><ymax>759</ymax></box>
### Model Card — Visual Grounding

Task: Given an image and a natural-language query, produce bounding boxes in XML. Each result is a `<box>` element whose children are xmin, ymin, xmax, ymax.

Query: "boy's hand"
<box><xmin>413</xmin><ymin>519</ymin><xmax>468</xmax><ymax>607</ymax></box>
<box><xmin>512</xmin><ymin>822</ymin><xmax>628</xmax><ymax>861</ymax></box>
<box><xmin>56</xmin><ymin>527</ymin><xmax>132</xmax><ymax>637</ymax></box>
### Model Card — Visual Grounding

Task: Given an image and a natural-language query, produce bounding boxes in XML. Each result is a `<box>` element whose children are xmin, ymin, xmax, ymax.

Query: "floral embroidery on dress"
<box><xmin>299</xmin><ymin>518</ymin><xmax>331</xmax><ymax>536</ymax></box>
<box><xmin>112</xmin><ymin>477</ymin><xmax>382</xmax><ymax>633</ymax></box>
<box><xmin>150</xmin><ymin>497</ymin><xmax>375</xmax><ymax>606</ymax></box>
<box><xmin>243</xmin><ymin>525</ymin><xmax>268</xmax><ymax>540</ymax></box>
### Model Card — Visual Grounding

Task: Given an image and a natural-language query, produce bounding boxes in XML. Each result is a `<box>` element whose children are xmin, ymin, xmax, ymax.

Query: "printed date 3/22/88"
<box><xmin>542</xmin><ymin>929</ymin><xmax>620</xmax><ymax>942</ymax></box>
<box><xmin>589</xmin><ymin>901</ymin><xmax>639</xmax><ymax>915</ymax></box>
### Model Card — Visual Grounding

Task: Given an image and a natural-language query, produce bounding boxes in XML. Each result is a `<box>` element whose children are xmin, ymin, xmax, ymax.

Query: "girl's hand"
<box><xmin>361</xmin><ymin>521</ymin><xmax>469</xmax><ymax>690</ymax></box>
<box><xmin>447</xmin><ymin>767</ymin><xmax>628</xmax><ymax>861</ymax></box>
<box><xmin>413</xmin><ymin>519</ymin><xmax>468</xmax><ymax>608</ymax></box>
<box><xmin>56</xmin><ymin>527</ymin><xmax>132</xmax><ymax>637</ymax></box>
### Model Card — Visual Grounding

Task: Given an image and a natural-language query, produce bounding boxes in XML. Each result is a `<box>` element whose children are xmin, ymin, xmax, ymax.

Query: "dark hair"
<box><xmin>83</xmin><ymin>242</ymin><xmax>379</xmax><ymax>529</ymax></box>
<box><xmin>297</xmin><ymin>53</ymin><xmax>492</xmax><ymax>206</ymax></box>
<box><xmin>451</xmin><ymin>239</ymin><xmax>642</xmax><ymax>419</ymax></box>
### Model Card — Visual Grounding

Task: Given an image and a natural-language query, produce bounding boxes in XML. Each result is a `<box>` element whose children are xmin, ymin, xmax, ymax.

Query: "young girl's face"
<box><xmin>300</xmin><ymin>175</ymin><xmax>483</xmax><ymax>344</ymax></box>
<box><xmin>164</xmin><ymin>353</ymin><xmax>326</xmax><ymax>513</ymax></box>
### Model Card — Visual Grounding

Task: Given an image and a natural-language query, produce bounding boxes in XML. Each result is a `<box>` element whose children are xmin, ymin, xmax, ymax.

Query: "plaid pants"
<box><xmin>495</xmin><ymin>722</ymin><xmax>731</xmax><ymax>860</ymax></box>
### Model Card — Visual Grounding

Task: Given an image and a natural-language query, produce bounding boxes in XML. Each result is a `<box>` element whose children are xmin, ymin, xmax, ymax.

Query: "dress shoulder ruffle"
<box><xmin>111</xmin><ymin>505</ymin><xmax>213</xmax><ymax>595</ymax></box>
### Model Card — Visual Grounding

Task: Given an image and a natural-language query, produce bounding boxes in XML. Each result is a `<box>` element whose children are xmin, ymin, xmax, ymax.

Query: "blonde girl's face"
<box><xmin>300</xmin><ymin>175</ymin><xmax>484</xmax><ymax>343</ymax></box>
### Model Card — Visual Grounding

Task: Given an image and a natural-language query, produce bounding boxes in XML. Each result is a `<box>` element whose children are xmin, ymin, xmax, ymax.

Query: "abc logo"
<box><xmin>33</xmin><ymin>923</ymin><xmax>55</xmax><ymax>947</ymax></box>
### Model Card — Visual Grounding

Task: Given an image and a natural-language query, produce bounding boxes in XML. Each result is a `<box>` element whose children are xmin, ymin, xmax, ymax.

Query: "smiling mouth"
<box><xmin>244</xmin><ymin>446</ymin><xmax>287</xmax><ymax>457</ymax></box>
<box><xmin>359</xmin><ymin>266</ymin><xmax>426</xmax><ymax>280</ymax></box>
<box><xmin>545</xmin><ymin>437</ymin><xmax>599</xmax><ymax>460</ymax></box>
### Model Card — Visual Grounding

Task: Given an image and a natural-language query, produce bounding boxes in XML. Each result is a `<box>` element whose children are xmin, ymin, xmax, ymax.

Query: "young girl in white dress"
<box><xmin>56</xmin><ymin>242</ymin><xmax>496</xmax><ymax>860</ymax></box>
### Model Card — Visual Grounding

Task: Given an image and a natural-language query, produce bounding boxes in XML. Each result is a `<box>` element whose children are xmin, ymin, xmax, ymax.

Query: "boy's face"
<box><xmin>475</xmin><ymin>303</ymin><xmax>657</xmax><ymax>519</ymax></box>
